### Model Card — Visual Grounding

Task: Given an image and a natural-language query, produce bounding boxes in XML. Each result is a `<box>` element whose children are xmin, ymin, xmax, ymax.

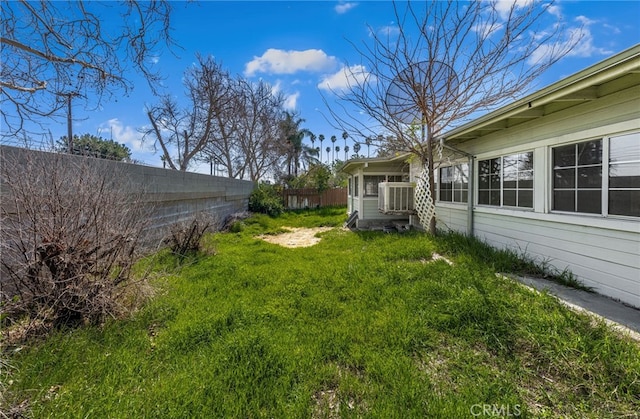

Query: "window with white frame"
<box><xmin>553</xmin><ymin>140</ymin><xmax>602</xmax><ymax>214</ymax></box>
<box><xmin>363</xmin><ymin>175</ymin><xmax>404</xmax><ymax>197</ymax></box>
<box><xmin>553</xmin><ymin>133</ymin><xmax>639</xmax><ymax>217</ymax></box>
<box><xmin>438</xmin><ymin>163</ymin><xmax>469</xmax><ymax>203</ymax></box>
<box><xmin>609</xmin><ymin>132</ymin><xmax>640</xmax><ymax>217</ymax></box>
<box><xmin>478</xmin><ymin>152</ymin><xmax>533</xmax><ymax>208</ymax></box>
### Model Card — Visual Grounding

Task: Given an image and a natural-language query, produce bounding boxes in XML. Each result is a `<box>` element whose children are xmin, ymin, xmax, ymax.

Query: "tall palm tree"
<box><xmin>342</xmin><ymin>131</ymin><xmax>348</xmax><ymax>151</ymax></box>
<box><xmin>365</xmin><ymin>137</ymin><xmax>372</xmax><ymax>157</ymax></box>
<box><xmin>279</xmin><ymin>111</ymin><xmax>315</xmax><ymax>177</ymax></box>
<box><xmin>335</xmin><ymin>146</ymin><xmax>340</xmax><ymax>162</ymax></box>
<box><xmin>309</xmin><ymin>133</ymin><xmax>316</xmax><ymax>150</ymax></box>
<box><xmin>325</xmin><ymin>146</ymin><xmax>331</xmax><ymax>164</ymax></box>
<box><xmin>330</xmin><ymin>135</ymin><xmax>337</xmax><ymax>162</ymax></box>
<box><xmin>353</xmin><ymin>142</ymin><xmax>361</xmax><ymax>157</ymax></box>
<box><xmin>344</xmin><ymin>145</ymin><xmax>349</xmax><ymax>160</ymax></box>
<box><xmin>318</xmin><ymin>134</ymin><xmax>325</xmax><ymax>156</ymax></box>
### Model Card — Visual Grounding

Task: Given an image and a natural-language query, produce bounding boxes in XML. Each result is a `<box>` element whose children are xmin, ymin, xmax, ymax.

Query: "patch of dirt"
<box><xmin>257</xmin><ymin>227</ymin><xmax>334</xmax><ymax>248</ymax></box>
<box><xmin>312</xmin><ymin>388</ymin><xmax>341</xmax><ymax>419</ymax></box>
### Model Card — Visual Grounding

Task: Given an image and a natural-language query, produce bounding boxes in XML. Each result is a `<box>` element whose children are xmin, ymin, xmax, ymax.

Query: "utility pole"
<box><xmin>57</xmin><ymin>92</ymin><xmax>79</xmax><ymax>153</ymax></box>
<box><xmin>66</xmin><ymin>93</ymin><xmax>73</xmax><ymax>153</ymax></box>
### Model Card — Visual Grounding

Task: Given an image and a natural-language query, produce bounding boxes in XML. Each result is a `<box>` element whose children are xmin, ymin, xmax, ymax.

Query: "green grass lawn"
<box><xmin>4</xmin><ymin>208</ymin><xmax>639</xmax><ymax>418</ymax></box>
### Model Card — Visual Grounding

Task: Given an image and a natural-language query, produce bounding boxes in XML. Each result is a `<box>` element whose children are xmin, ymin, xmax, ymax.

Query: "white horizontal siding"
<box><xmin>453</xmin><ymin>82</ymin><xmax>640</xmax><ymax>307</ymax></box>
<box><xmin>347</xmin><ymin>195</ymin><xmax>354</xmax><ymax>214</ymax></box>
<box><xmin>435</xmin><ymin>204</ymin><xmax>468</xmax><ymax>233</ymax></box>
<box><xmin>362</xmin><ymin>198</ymin><xmax>398</xmax><ymax>220</ymax></box>
<box><xmin>474</xmin><ymin>211</ymin><xmax>640</xmax><ymax>307</ymax></box>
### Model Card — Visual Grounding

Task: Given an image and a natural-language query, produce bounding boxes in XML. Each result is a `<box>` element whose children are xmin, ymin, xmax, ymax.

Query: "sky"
<box><xmin>9</xmin><ymin>0</ymin><xmax>640</xmax><ymax>173</ymax></box>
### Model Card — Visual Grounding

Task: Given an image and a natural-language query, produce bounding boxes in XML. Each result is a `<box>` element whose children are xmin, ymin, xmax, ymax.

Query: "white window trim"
<box><xmin>436</xmin><ymin>162</ymin><xmax>470</xmax><ymax>204</ymax></box>
<box><xmin>548</xmin><ymin>132</ymin><xmax>639</xmax><ymax>220</ymax></box>
<box><xmin>362</xmin><ymin>173</ymin><xmax>406</xmax><ymax>198</ymax></box>
<box><xmin>475</xmin><ymin>151</ymin><xmax>535</xmax><ymax>210</ymax></box>
<box><xmin>473</xmin><ymin>205</ymin><xmax>639</xmax><ymax>233</ymax></box>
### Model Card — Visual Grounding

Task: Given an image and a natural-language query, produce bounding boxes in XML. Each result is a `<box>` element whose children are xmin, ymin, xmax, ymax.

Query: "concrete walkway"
<box><xmin>505</xmin><ymin>274</ymin><xmax>640</xmax><ymax>341</ymax></box>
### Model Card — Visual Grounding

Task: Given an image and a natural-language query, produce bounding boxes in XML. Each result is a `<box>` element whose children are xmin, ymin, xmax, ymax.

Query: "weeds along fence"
<box><xmin>282</xmin><ymin>188</ymin><xmax>347</xmax><ymax>209</ymax></box>
<box><xmin>0</xmin><ymin>145</ymin><xmax>255</xmax><ymax>248</ymax></box>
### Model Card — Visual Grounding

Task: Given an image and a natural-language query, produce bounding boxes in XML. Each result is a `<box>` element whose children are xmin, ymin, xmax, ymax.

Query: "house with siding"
<box><xmin>342</xmin><ymin>153</ymin><xmax>412</xmax><ymax>229</ymax></box>
<box><xmin>343</xmin><ymin>44</ymin><xmax>640</xmax><ymax>308</ymax></box>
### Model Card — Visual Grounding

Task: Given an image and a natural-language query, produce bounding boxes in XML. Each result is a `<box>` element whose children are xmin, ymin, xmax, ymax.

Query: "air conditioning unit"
<box><xmin>378</xmin><ymin>182</ymin><xmax>415</xmax><ymax>214</ymax></box>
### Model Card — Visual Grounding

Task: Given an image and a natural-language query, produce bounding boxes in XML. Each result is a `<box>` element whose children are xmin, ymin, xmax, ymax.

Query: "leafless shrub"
<box><xmin>164</xmin><ymin>212</ymin><xmax>218</xmax><ymax>260</ymax></box>
<box><xmin>0</xmin><ymin>148</ymin><xmax>150</xmax><ymax>334</ymax></box>
<box><xmin>221</xmin><ymin>211</ymin><xmax>252</xmax><ymax>232</ymax></box>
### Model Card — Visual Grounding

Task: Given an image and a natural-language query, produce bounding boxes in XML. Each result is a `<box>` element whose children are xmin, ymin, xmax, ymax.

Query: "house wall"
<box><xmin>345</xmin><ymin>162</ymin><xmax>409</xmax><ymax>228</ymax></box>
<box><xmin>427</xmin><ymin>83</ymin><xmax>640</xmax><ymax>307</ymax></box>
<box><xmin>434</xmin><ymin>203</ymin><xmax>468</xmax><ymax>233</ymax></box>
<box><xmin>473</xmin><ymin>210</ymin><xmax>639</xmax><ymax>305</ymax></box>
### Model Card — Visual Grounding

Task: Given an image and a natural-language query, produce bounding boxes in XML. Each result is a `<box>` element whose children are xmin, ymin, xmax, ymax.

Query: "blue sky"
<box><xmin>21</xmin><ymin>1</ymin><xmax>640</xmax><ymax>172</ymax></box>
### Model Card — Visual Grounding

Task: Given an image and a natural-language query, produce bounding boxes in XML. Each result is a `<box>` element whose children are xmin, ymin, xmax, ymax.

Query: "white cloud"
<box><xmin>602</xmin><ymin>23</ymin><xmax>621</xmax><ymax>35</ymax></box>
<box><xmin>318</xmin><ymin>65</ymin><xmax>374</xmax><ymax>92</ymax></box>
<box><xmin>566</xmin><ymin>27</ymin><xmax>613</xmax><ymax>57</ymax></box>
<box><xmin>269</xmin><ymin>80</ymin><xmax>299</xmax><ymax>110</ymax></box>
<box><xmin>284</xmin><ymin>92</ymin><xmax>299</xmax><ymax>110</ymax></box>
<box><xmin>494</xmin><ymin>0</ymin><xmax>535</xmax><ymax>20</ymax></box>
<box><xmin>377</xmin><ymin>24</ymin><xmax>401</xmax><ymax>38</ymax></box>
<box><xmin>472</xmin><ymin>21</ymin><xmax>504</xmax><ymax>37</ymax></box>
<box><xmin>335</xmin><ymin>2</ymin><xmax>358</xmax><ymax>14</ymax></box>
<box><xmin>270</xmin><ymin>79</ymin><xmax>283</xmax><ymax>95</ymax></box>
<box><xmin>546</xmin><ymin>4</ymin><xmax>562</xmax><ymax>19</ymax></box>
<box><xmin>244</xmin><ymin>49</ymin><xmax>338</xmax><ymax>76</ymax></box>
<box><xmin>575</xmin><ymin>15</ymin><xmax>596</xmax><ymax>26</ymax></box>
<box><xmin>99</xmin><ymin>118</ymin><xmax>146</xmax><ymax>152</ymax></box>
<box><xmin>527</xmin><ymin>16</ymin><xmax>613</xmax><ymax>65</ymax></box>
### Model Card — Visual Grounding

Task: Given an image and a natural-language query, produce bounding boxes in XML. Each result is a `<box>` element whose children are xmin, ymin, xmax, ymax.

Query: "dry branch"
<box><xmin>0</xmin><ymin>149</ymin><xmax>150</xmax><ymax>334</ymax></box>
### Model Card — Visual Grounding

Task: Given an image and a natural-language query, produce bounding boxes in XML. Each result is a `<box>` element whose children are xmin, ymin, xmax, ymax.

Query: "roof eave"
<box><xmin>443</xmin><ymin>43</ymin><xmax>640</xmax><ymax>142</ymax></box>
<box><xmin>341</xmin><ymin>152</ymin><xmax>412</xmax><ymax>173</ymax></box>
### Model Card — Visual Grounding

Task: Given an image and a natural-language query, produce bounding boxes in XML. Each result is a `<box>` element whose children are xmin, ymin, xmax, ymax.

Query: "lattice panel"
<box><xmin>414</xmin><ymin>142</ymin><xmax>442</xmax><ymax>231</ymax></box>
<box><xmin>414</xmin><ymin>164</ymin><xmax>435</xmax><ymax>230</ymax></box>
<box><xmin>435</xmin><ymin>139</ymin><xmax>443</xmax><ymax>161</ymax></box>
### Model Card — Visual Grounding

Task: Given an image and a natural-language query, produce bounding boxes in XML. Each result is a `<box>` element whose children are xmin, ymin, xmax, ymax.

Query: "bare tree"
<box><xmin>144</xmin><ymin>56</ymin><xmax>288</xmax><ymax>179</ymax></box>
<box><xmin>236</xmin><ymin>79</ymin><xmax>287</xmax><ymax>181</ymax></box>
<box><xmin>144</xmin><ymin>55</ymin><xmax>235</xmax><ymax>171</ymax></box>
<box><xmin>202</xmin><ymin>76</ymin><xmax>246</xmax><ymax>178</ymax></box>
<box><xmin>1</xmin><ymin>1</ymin><xmax>174</xmax><ymax>138</ymax></box>
<box><xmin>0</xmin><ymin>147</ymin><xmax>150</xmax><ymax>334</ymax></box>
<box><xmin>327</xmin><ymin>0</ymin><xmax>578</xmax><ymax>234</ymax></box>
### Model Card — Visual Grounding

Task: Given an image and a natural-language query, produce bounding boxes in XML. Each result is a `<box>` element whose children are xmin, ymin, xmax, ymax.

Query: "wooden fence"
<box><xmin>282</xmin><ymin>188</ymin><xmax>347</xmax><ymax>209</ymax></box>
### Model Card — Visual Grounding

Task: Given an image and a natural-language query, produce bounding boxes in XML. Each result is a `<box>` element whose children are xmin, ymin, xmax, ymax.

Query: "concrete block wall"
<box><xmin>0</xmin><ymin>146</ymin><xmax>255</xmax><ymax>247</ymax></box>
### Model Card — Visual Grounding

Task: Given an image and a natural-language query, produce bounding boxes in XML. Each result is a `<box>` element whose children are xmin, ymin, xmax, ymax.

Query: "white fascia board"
<box><xmin>443</xmin><ymin>44</ymin><xmax>640</xmax><ymax>141</ymax></box>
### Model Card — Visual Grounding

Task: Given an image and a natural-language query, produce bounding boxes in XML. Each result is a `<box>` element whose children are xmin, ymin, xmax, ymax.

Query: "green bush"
<box><xmin>229</xmin><ymin>221</ymin><xmax>245</xmax><ymax>233</ymax></box>
<box><xmin>248</xmin><ymin>183</ymin><xmax>284</xmax><ymax>217</ymax></box>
